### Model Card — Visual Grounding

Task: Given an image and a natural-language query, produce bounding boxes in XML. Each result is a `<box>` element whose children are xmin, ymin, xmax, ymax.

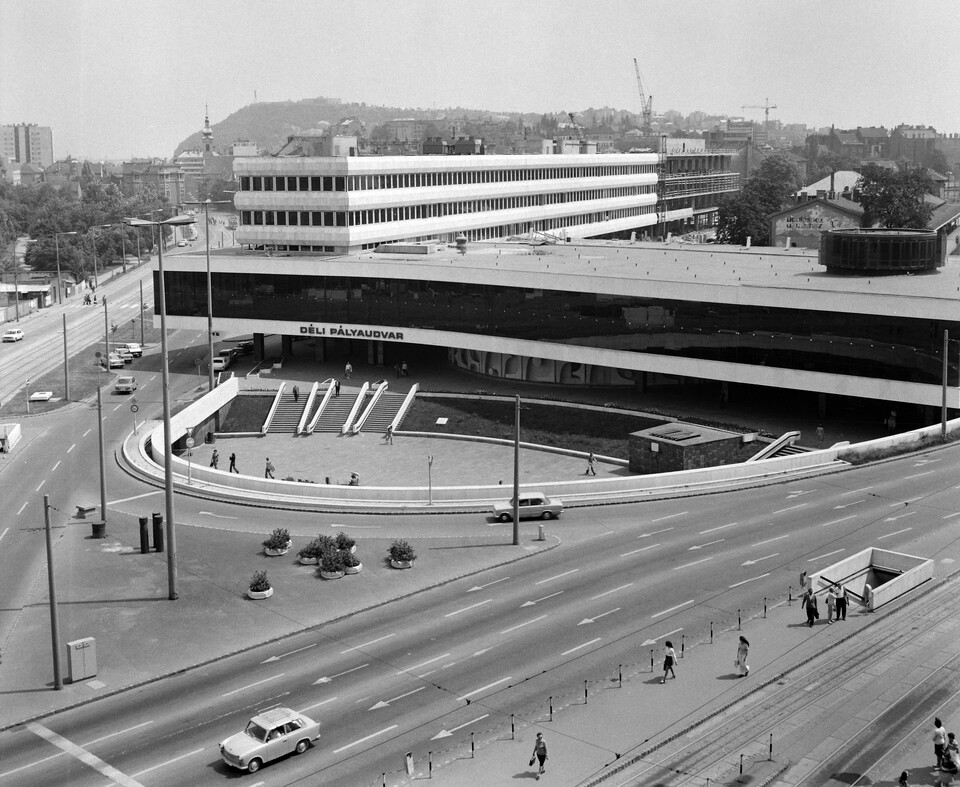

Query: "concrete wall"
<box><xmin>810</xmin><ymin>547</ymin><xmax>933</xmax><ymax>611</ymax></box>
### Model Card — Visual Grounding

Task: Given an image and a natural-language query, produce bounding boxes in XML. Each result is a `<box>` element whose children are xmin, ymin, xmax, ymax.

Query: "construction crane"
<box><xmin>742</xmin><ymin>98</ymin><xmax>778</xmax><ymax>137</ymax></box>
<box><xmin>567</xmin><ymin>112</ymin><xmax>586</xmax><ymax>142</ymax></box>
<box><xmin>633</xmin><ymin>58</ymin><xmax>653</xmax><ymax>132</ymax></box>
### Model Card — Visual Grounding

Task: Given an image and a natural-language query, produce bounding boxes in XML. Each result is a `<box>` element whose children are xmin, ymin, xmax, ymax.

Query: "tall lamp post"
<box><xmin>184</xmin><ymin>199</ymin><xmax>230</xmax><ymax>392</ymax></box>
<box><xmin>54</xmin><ymin>231</ymin><xmax>78</xmax><ymax>303</ymax></box>
<box><xmin>124</xmin><ymin>213</ymin><xmax>196</xmax><ymax>601</ymax></box>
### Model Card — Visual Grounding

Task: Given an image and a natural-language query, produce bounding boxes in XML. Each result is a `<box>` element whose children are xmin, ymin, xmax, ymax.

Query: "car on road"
<box><xmin>2</xmin><ymin>328</ymin><xmax>24</xmax><ymax>342</ymax></box>
<box><xmin>122</xmin><ymin>342</ymin><xmax>143</xmax><ymax>357</ymax></box>
<box><xmin>114</xmin><ymin>347</ymin><xmax>134</xmax><ymax>364</ymax></box>
<box><xmin>106</xmin><ymin>353</ymin><xmax>125</xmax><ymax>369</ymax></box>
<box><xmin>492</xmin><ymin>492</ymin><xmax>563</xmax><ymax>522</ymax></box>
<box><xmin>114</xmin><ymin>376</ymin><xmax>137</xmax><ymax>393</ymax></box>
<box><xmin>233</xmin><ymin>339</ymin><xmax>254</xmax><ymax>355</ymax></box>
<box><xmin>212</xmin><ymin>354</ymin><xmax>232</xmax><ymax>372</ymax></box>
<box><xmin>220</xmin><ymin>707</ymin><xmax>320</xmax><ymax>773</ymax></box>
<box><xmin>177</xmin><ymin>240</ymin><xmax>187</xmax><ymax>247</ymax></box>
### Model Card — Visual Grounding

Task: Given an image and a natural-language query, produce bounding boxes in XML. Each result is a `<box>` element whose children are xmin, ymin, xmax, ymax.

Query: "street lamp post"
<box><xmin>124</xmin><ymin>213</ymin><xmax>196</xmax><ymax>601</ymax></box>
<box><xmin>184</xmin><ymin>199</ymin><xmax>230</xmax><ymax>393</ymax></box>
<box><xmin>54</xmin><ymin>231</ymin><xmax>77</xmax><ymax>304</ymax></box>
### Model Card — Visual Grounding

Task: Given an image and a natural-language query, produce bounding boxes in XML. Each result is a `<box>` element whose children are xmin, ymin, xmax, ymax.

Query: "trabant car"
<box><xmin>492</xmin><ymin>492</ymin><xmax>563</xmax><ymax>522</ymax></box>
<box><xmin>220</xmin><ymin>707</ymin><xmax>320</xmax><ymax>773</ymax></box>
<box><xmin>2</xmin><ymin>328</ymin><xmax>24</xmax><ymax>342</ymax></box>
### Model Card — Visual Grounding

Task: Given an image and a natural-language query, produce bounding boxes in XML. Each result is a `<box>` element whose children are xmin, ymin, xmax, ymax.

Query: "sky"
<box><xmin>1</xmin><ymin>0</ymin><xmax>957</xmax><ymax>161</ymax></box>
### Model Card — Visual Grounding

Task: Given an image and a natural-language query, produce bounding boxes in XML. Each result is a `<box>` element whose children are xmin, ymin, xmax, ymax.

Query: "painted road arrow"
<box><xmin>641</xmin><ymin>627</ymin><xmax>683</xmax><ymax>647</ymax></box>
<box><xmin>369</xmin><ymin>686</ymin><xmax>426</xmax><ymax>710</ymax></box>
<box><xmin>834</xmin><ymin>499</ymin><xmax>865</xmax><ymax>509</ymax></box>
<box><xmin>431</xmin><ymin>714</ymin><xmax>490</xmax><ymax>740</ymax></box>
<box><xmin>314</xmin><ymin>663</ymin><xmax>369</xmax><ymax>684</ymax></box>
<box><xmin>467</xmin><ymin>577</ymin><xmax>510</xmax><ymax>592</ymax></box>
<box><xmin>521</xmin><ymin>591</ymin><xmax>563</xmax><ymax>608</ymax></box>
<box><xmin>261</xmin><ymin>643</ymin><xmax>317</xmax><ymax>663</ymax></box>
<box><xmin>578</xmin><ymin>607</ymin><xmax>621</xmax><ymax>625</ymax></box>
<box><xmin>742</xmin><ymin>553</ymin><xmax>779</xmax><ymax>566</ymax></box>
<box><xmin>688</xmin><ymin>538</ymin><xmax>724</xmax><ymax>551</ymax></box>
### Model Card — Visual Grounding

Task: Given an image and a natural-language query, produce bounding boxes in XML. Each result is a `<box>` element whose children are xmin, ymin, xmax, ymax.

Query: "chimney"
<box><xmin>830</xmin><ymin>171</ymin><xmax>835</xmax><ymax>192</ymax></box>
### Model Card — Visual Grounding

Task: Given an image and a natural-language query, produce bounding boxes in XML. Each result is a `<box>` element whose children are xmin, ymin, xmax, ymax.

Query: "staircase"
<box><xmin>358</xmin><ymin>391</ymin><xmax>408</xmax><ymax>434</ymax></box>
<box><xmin>313</xmin><ymin>387</ymin><xmax>358</xmax><ymax>432</ymax></box>
<box><xmin>267</xmin><ymin>391</ymin><xmax>307</xmax><ymax>433</ymax></box>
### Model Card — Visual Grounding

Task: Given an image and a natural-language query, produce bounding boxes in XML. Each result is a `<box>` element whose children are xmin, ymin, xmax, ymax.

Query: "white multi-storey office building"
<box><xmin>234</xmin><ymin>152</ymin><xmax>661</xmax><ymax>253</ymax></box>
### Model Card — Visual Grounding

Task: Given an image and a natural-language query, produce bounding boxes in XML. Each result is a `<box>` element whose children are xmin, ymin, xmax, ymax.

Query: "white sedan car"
<box><xmin>2</xmin><ymin>328</ymin><xmax>24</xmax><ymax>342</ymax></box>
<box><xmin>220</xmin><ymin>707</ymin><xmax>320</xmax><ymax>773</ymax></box>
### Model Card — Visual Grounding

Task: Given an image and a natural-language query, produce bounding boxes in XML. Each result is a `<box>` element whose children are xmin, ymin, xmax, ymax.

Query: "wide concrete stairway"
<box><xmin>268</xmin><ymin>390</ymin><xmax>306</xmax><ymax>433</ymax></box>
<box><xmin>313</xmin><ymin>386</ymin><xmax>357</xmax><ymax>432</ymax></box>
<box><xmin>359</xmin><ymin>391</ymin><xmax>408</xmax><ymax>434</ymax></box>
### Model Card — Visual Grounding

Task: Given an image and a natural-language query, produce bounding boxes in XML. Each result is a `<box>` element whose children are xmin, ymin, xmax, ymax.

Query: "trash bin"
<box><xmin>152</xmin><ymin>512</ymin><xmax>164</xmax><ymax>552</ymax></box>
<box><xmin>139</xmin><ymin>516</ymin><xmax>150</xmax><ymax>553</ymax></box>
<box><xmin>91</xmin><ymin>522</ymin><xmax>106</xmax><ymax>538</ymax></box>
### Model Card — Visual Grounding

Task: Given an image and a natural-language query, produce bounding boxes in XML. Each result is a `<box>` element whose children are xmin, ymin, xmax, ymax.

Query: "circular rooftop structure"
<box><xmin>819</xmin><ymin>227</ymin><xmax>941</xmax><ymax>274</ymax></box>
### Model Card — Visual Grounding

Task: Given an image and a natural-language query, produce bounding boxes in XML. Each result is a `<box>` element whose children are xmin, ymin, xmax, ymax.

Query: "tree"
<box><xmin>716</xmin><ymin>154</ymin><xmax>802</xmax><ymax>245</ymax></box>
<box><xmin>857</xmin><ymin>164</ymin><xmax>934</xmax><ymax>228</ymax></box>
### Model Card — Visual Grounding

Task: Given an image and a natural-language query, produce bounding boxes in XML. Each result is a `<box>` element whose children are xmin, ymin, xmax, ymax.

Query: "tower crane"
<box><xmin>633</xmin><ymin>58</ymin><xmax>653</xmax><ymax>132</ymax></box>
<box><xmin>567</xmin><ymin>112</ymin><xmax>586</xmax><ymax>143</ymax></box>
<box><xmin>741</xmin><ymin>98</ymin><xmax>778</xmax><ymax>137</ymax></box>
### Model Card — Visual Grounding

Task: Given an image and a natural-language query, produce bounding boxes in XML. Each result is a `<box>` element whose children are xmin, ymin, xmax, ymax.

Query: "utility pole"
<box><xmin>44</xmin><ymin>495</ymin><xmax>63</xmax><ymax>690</ymax></box>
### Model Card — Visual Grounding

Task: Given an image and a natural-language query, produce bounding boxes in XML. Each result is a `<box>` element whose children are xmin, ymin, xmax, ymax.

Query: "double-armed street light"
<box><xmin>124</xmin><ymin>212</ymin><xmax>196</xmax><ymax>601</ymax></box>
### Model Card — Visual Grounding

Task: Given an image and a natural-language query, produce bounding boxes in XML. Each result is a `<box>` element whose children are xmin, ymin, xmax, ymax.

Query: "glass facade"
<box><xmin>161</xmin><ymin>271</ymin><xmax>960</xmax><ymax>386</ymax></box>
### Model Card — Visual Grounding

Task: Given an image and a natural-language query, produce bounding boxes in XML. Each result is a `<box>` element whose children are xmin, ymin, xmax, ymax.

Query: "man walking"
<box><xmin>334</xmin><ymin>380</ymin><xmax>341</xmax><ymax>397</ymax></box>
<box><xmin>344</xmin><ymin>361</ymin><xmax>352</xmax><ymax>380</ymax></box>
<box><xmin>264</xmin><ymin>458</ymin><xmax>275</xmax><ymax>479</ymax></box>
<box><xmin>292</xmin><ymin>384</ymin><xmax>299</xmax><ymax>402</ymax></box>
<box><xmin>835</xmin><ymin>583</ymin><xmax>848</xmax><ymax>620</ymax></box>
<box><xmin>585</xmin><ymin>452</ymin><xmax>597</xmax><ymax>476</ymax></box>
<box><xmin>384</xmin><ymin>424</ymin><xmax>394</xmax><ymax>445</ymax></box>
<box><xmin>228</xmin><ymin>452</ymin><xmax>238</xmax><ymax>473</ymax></box>
<box><xmin>209</xmin><ymin>449</ymin><xmax>219</xmax><ymax>469</ymax></box>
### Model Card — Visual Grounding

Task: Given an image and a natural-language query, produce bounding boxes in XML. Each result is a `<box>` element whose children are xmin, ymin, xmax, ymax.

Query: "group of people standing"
<box><xmin>799</xmin><ymin>573</ymin><xmax>850</xmax><ymax>627</ymax></box>
<box><xmin>931</xmin><ymin>717</ymin><xmax>960</xmax><ymax>785</ymax></box>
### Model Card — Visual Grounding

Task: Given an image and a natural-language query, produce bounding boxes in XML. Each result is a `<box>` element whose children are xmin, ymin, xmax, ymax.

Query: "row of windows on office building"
<box><xmin>242</xmin><ymin>205</ymin><xmax>656</xmax><ymax>253</ymax></box>
<box><xmin>239</xmin><ymin>188</ymin><xmax>655</xmax><ymax>229</ymax></box>
<box><xmin>237</xmin><ymin>163</ymin><xmax>656</xmax><ymax>194</ymax></box>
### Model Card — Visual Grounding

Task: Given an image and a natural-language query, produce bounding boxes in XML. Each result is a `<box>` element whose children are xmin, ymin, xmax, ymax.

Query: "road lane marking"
<box><xmin>591</xmin><ymin>583</ymin><xmax>634</xmax><ymax>600</ymax></box>
<box><xmin>16</xmin><ymin>502</ymin><xmax>28</xmax><ymax>515</ymax></box>
<box><xmin>944</xmin><ymin>513</ymin><xmax>960</xmax><ymax>520</ymax></box>
<box><xmin>772</xmin><ymin>503</ymin><xmax>807</xmax><ymax>514</ymax></box>
<box><xmin>299</xmin><ymin>697</ymin><xmax>338</xmax><ymax>713</ymax></box>
<box><xmin>578</xmin><ymin>608</ymin><xmax>620</xmax><ymax>625</ymax></box>
<box><xmin>688</xmin><ymin>538</ymin><xmax>724</xmax><ymax>551</ymax></box>
<box><xmin>834</xmin><ymin>499</ymin><xmax>865</xmax><ymax>510</ymax></box>
<box><xmin>808</xmin><ymin>549</ymin><xmax>845</xmax><ymax>562</ymax></box>
<box><xmin>535</xmin><ymin>569</ymin><xmax>579</xmax><ymax>584</ymax></box>
<box><xmin>673</xmin><ymin>557</ymin><xmax>713</xmax><ymax>570</ymax></box>
<box><xmin>67</xmin><ymin>443</ymin><xmax>76</xmax><ymax>453</ymax></box>
<box><xmin>26</xmin><ymin>723</ymin><xmax>144</xmax><ymax>787</ymax></box>
<box><xmin>652</xmin><ymin>600</ymin><xmax>694</xmax><ymax>618</ymax></box>
<box><xmin>399</xmin><ymin>654</ymin><xmax>451</xmax><ymax>674</ymax></box>
<box><xmin>641</xmin><ymin>627</ymin><xmax>683</xmax><ymax>646</ymax></box>
<box><xmin>562</xmin><ymin>638</ymin><xmax>602</xmax><ymax>656</ymax></box>
<box><xmin>620</xmin><ymin>543</ymin><xmax>660</xmax><ymax>557</ymax></box>
<box><xmin>842</xmin><ymin>486</ymin><xmax>873</xmax><ymax>495</ymax></box>
<box><xmin>521</xmin><ymin>591</ymin><xmax>563</xmax><ymax>607</ymax></box>
<box><xmin>35</xmin><ymin>481</ymin><xmax>45</xmax><ymax>492</ymax></box>
<box><xmin>699</xmin><ymin>522</ymin><xmax>738</xmax><ymax>534</ymax></box>
<box><xmin>638</xmin><ymin>527</ymin><xmax>674</xmax><ymax>538</ymax></box>
<box><xmin>445</xmin><ymin>599</ymin><xmax>492</xmax><ymax>617</ymax></box>
<box><xmin>51</xmin><ymin>461</ymin><xmax>61</xmax><ymax>472</ymax></box>
<box><xmin>333</xmin><ymin>725</ymin><xmax>399</xmax><ymax>753</ymax></box>
<box><xmin>457</xmin><ymin>677</ymin><xmax>512</xmax><ymax>701</ymax></box>
<box><xmin>651</xmin><ymin>512</ymin><xmax>687</xmax><ymax>523</ymax></box>
<box><xmin>221</xmin><ymin>674</ymin><xmax>285</xmax><ymax>697</ymax></box>
<box><xmin>878</xmin><ymin>528</ymin><xmax>913</xmax><ymax>540</ymax></box>
<box><xmin>742</xmin><ymin>553</ymin><xmax>779</xmax><ymax>566</ymax></box>
<box><xmin>315</xmin><ymin>663</ymin><xmax>369</xmax><ymax>684</ymax></box>
<box><xmin>902</xmin><ymin>471</ymin><xmax>935</xmax><ymax>480</ymax></box>
<box><xmin>751</xmin><ymin>535</ymin><xmax>790</xmax><ymax>547</ymax></box>
<box><xmin>432</xmin><ymin>715</ymin><xmax>490</xmax><ymax>740</ymax></box>
<box><xmin>501</xmin><ymin>615</ymin><xmax>548</xmax><ymax>634</ymax></box>
<box><xmin>198</xmin><ymin>510</ymin><xmax>237</xmax><ymax>519</ymax></box>
<box><xmin>0</xmin><ymin>527</ymin><xmax>8</xmax><ymax>542</ymax></box>
<box><xmin>369</xmin><ymin>686</ymin><xmax>426</xmax><ymax>710</ymax></box>
<box><xmin>892</xmin><ymin>497</ymin><xmax>923</xmax><ymax>506</ymax></box>
<box><xmin>109</xmin><ymin>491</ymin><xmax>162</xmax><ymax>505</ymax></box>
<box><xmin>885</xmin><ymin>511</ymin><xmax>917</xmax><ymax>522</ymax></box>
<box><xmin>82</xmin><ymin>429</ymin><xmax>91</xmax><ymax>438</ymax></box>
<box><xmin>262</xmin><ymin>643</ymin><xmax>317</xmax><ymax>663</ymax></box>
<box><xmin>787</xmin><ymin>489</ymin><xmax>816</xmax><ymax>497</ymax></box>
<box><xmin>131</xmin><ymin>748</ymin><xmax>204</xmax><ymax>777</ymax></box>
<box><xmin>467</xmin><ymin>577</ymin><xmax>510</xmax><ymax>592</ymax></box>
<box><xmin>729</xmin><ymin>572</ymin><xmax>771</xmax><ymax>588</ymax></box>
<box><xmin>821</xmin><ymin>515</ymin><xmax>856</xmax><ymax>527</ymax></box>
<box><xmin>86</xmin><ymin>721</ymin><xmax>155</xmax><ymax>745</ymax></box>
<box><xmin>112</xmin><ymin>404</ymin><xmax>123</xmax><ymax>411</ymax></box>
<box><xmin>340</xmin><ymin>634</ymin><xmax>396</xmax><ymax>654</ymax></box>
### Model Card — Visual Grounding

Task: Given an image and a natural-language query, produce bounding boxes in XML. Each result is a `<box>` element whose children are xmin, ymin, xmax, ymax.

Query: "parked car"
<box><xmin>122</xmin><ymin>342</ymin><xmax>143</xmax><ymax>357</ymax></box>
<box><xmin>106</xmin><ymin>353</ymin><xmax>125</xmax><ymax>369</ymax></box>
<box><xmin>212</xmin><ymin>354</ymin><xmax>232</xmax><ymax>372</ymax></box>
<box><xmin>233</xmin><ymin>340</ymin><xmax>254</xmax><ymax>355</ymax></box>
<box><xmin>114</xmin><ymin>347</ymin><xmax>134</xmax><ymax>364</ymax></box>
<box><xmin>492</xmin><ymin>492</ymin><xmax>563</xmax><ymax>522</ymax></box>
<box><xmin>114</xmin><ymin>375</ymin><xmax>137</xmax><ymax>393</ymax></box>
<box><xmin>2</xmin><ymin>328</ymin><xmax>24</xmax><ymax>342</ymax></box>
<box><xmin>220</xmin><ymin>707</ymin><xmax>320</xmax><ymax>773</ymax></box>
<box><xmin>177</xmin><ymin>240</ymin><xmax>187</xmax><ymax>247</ymax></box>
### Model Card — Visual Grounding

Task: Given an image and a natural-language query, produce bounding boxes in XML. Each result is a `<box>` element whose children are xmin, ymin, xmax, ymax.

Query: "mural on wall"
<box><xmin>773</xmin><ymin>202</ymin><xmax>862</xmax><ymax>250</ymax></box>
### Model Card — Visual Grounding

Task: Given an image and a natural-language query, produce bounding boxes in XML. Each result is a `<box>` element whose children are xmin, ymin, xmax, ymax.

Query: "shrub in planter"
<box><xmin>319</xmin><ymin>546</ymin><xmax>345</xmax><ymax>574</ymax></box>
<box><xmin>248</xmin><ymin>570</ymin><xmax>272</xmax><ymax>598</ymax></box>
<box><xmin>335</xmin><ymin>531</ymin><xmax>356</xmax><ymax>552</ymax></box>
<box><xmin>262</xmin><ymin>527</ymin><xmax>291</xmax><ymax>551</ymax></box>
<box><xmin>388</xmin><ymin>539</ymin><xmax>416</xmax><ymax>564</ymax></box>
<box><xmin>340</xmin><ymin>549</ymin><xmax>361</xmax><ymax>572</ymax></box>
<box><xmin>298</xmin><ymin>536</ymin><xmax>326</xmax><ymax>563</ymax></box>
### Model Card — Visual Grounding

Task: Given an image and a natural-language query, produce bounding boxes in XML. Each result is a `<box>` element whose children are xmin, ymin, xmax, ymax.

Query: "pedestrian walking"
<box><xmin>799</xmin><ymin>570</ymin><xmax>808</xmax><ymax>593</ymax></box>
<box><xmin>660</xmin><ymin>640</ymin><xmax>677</xmax><ymax>683</ymax></box>
<box><xmin>826</xmin><ymin>586</ymin><xmax>837</xmax><ymax>624</ymax></box>
<box><xmin>935</xmin><ymin>718</ymin><xmax>948</xmax><ymax>769</ymax></box>
<box><xmin>735</xmin><ymin>635</ymin><xmax>750</xmax><ymax>677</ymax></box>
<box><xmin>835</xmin><ymin>583</ymin><xmax>848</xmax><ymax>620</ymax></box>
<box><xmin>209</xmin><ymin>449</ymin><xmax>219</xmax><ymax>469</ymax></box>
<box><xmin>529</xmin><ymin>732</ymin><xmax>547</xmax><ymax>779</ymax></box>
<box><xmin>384</xmin><ymin>424</ymin><xmax>394</xmax><ymax>445</ymax></box>
<box><xmin>228</xmin><ymin>452</ymin><xmax>238</xmax><ymax>473</ymax></box>
<box><xmin>344</xmin><ymin>361</ymin><xmax>352</xmax><ymax>379</ymax></box>
<box><xmin>816</xmin><ymin>424</ymin><xmax>824</xmax><ymax>447</ymax></box>
<box><xmin>334</xmin><ymin>380</ymin><xmax>341</xmax><ymax>397</ymax></box>
<box><xmin>292</xmin><ymin>384</ymin><xmax>299</xmax><ymax>402</ymax></box>
<box><xmin>585</xmin><ymin>452</ymin><xmax>597</xmax><ymax>476</ymax></box>
<box><xmin>401</xmin><ymin>360</ymin><xmax>408</xmax><ymax>377</ymax></box>
<box><xmin>802</xmin><ymin>589</ymin><xmax>819</xmax><ymax>627</ymax></box>
<box><xmin>264</xmin><ymin>458</ymin><xmax>275</xmax><ymax>479</ymax></box>
<box><xmin>898</xmin><ymin>770</ymin><xmax>909</xmax><ymax>787</ymax></box>
<box><xmin>394</xmin><ymin>363</ymin><xmax>401</xmax><ymax>378</ymax></box>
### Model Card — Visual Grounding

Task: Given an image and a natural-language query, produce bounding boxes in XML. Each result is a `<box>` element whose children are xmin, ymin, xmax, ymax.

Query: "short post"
<box><xmin>549</xmin><ymin>696</ymin><xmax>553</xmax><ymax>721</ymax></box>
<box><xmin>139</xmin><ymin>516</ymin><xmax>149</xmax><ymax>553</ymax></box>
<box><xmin>763</xmin><ymin>598</ymin><xmax>767</xmax><ymax>618</ymax></box>
<box><xmin>788</xmin><ymin>586</ymin><xmax>792</xmax><ymax>605</ymax></box>
<box><xmin>382</xmin><ymin>773</ymin><xmax>386</xmax><ymax>787</ymax></box>
<box><xmin>738</xmin><ymin>609</ymin><xmax>741</xmax><ymax>630</ymax></box>
<box><xmin>511</xmin><ymin>714</ymin><xmax>515</xmax><ymax>739</ymax></box>
<box><xmin>768</xmin><ymin>733</ymin><xmax>773</xmax><ymax>760</ymax></box>
<box><xmin>471</xmin><ymin>732</ymin><xmax>475</xmax><ymax>758</ymax></box>
<box><xmin>429</xmin><ymin>751</ymin><xmax>433</xmax><ymax>778</ymax></box>
<box><xmin>618</xmin><ymin>664</ymin><xmax>622</xmax><ymax>687</ymax></box>
<box><xmin>681</xmin><ymin>635</ymin><xmax>685</xmax><ymax>658</ymax></box>
<box><xmin>740</xmin><ymin>753</ymin><xmax>744</xmax><ymax>775</ymax></box>
<box><xmin>710</xmin><ymin>622</ymin><xmax>713</xmax><ymax>643</ymax></box>
<box><xmin>152</xmin><ymin>512</ymin><xmax>164</xmax><ymax>552</ymax></box>
<box><xmin>538</xmin><ymin>523</ymin><xmax>545</xmax><ymax>541</ymax></box>
<box><xmin>584</xmin><ymin>680</ymin><xmax>588</xmax><ymax>704</ymax></box>
<box><xmin>650</xmin><ymin>649</ymin><xmax>654</xmax><ymax>672</ymax></box>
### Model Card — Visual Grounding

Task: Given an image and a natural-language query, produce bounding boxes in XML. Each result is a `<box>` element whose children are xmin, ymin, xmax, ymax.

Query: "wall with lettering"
<box><xmin>770</xmin><ymin>202</ymin><xmax>862</xmax><ymax>250</ymax></box>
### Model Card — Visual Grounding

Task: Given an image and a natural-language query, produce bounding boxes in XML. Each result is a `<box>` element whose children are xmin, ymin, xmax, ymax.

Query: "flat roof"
<box><xmin>183</xmin><ymin>238</ymin><xmax>960</xmax><ymax>321</ymax></box>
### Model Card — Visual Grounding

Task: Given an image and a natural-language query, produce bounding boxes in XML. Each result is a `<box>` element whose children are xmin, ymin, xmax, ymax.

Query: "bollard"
<box><xmin>768</xmin><ymin>733</ymin><xmax>773</xmax><ymax>760</ymax></box>
<box><xmin>538</xmin><ymin>523</ymin><xmax>544</xmax><ymax>541</ymax></box>
<box><xmin>650</xmin><ymin>649</ymin><xmax>654</xmax><ymax>672</ymax></box>
<box><xmin>740</xmin><ymin>753</ymin><xmax>744</xmax><ymax>775</ymax></box>
<box><xmin>681</xmin><ymin>635</ymin><xmax>685</xmax><ymax>658</ymax></box>
<box><xmin>382</xmin><ymin>774</ymin><xmax>386</xmax><ymax>787</ymax></box>
<box><xmin>764</xmin><ymin>597</ymin><xmax>767</xmax><ymax>618</ymax></box>
<box><xmin>471</xmin><ymin>732</ymin><xmax>475</xmax><ymax>758</ymax></box>
<box><xmin>738</xmin><ymin>609</ymin><xmax>741</xmax><ymax>630</ymax></box>
<box><xmin>429</xmin><ymin>751</ymin><xmax>433</xmax><ymax>778</ymax></box>
<box><xmin>618</xmin><ymin>664</ymin><xmax>622</xmax><ymax>687</ymax></box>
<box><xmin>511</xmin><ymin>714</ymin><xmax>515</xmax><ymax>739</ymax></box>
<box><xmin>584</xmin><ymin>680</ymin><xmax>588</xmax><ymax>704</ymax></box>
<box><xmin>139</xmin><ymin>516</ymin><xmax>149</xmax><ymax>554</ymax></box>
<box><xmin>788</xmin><ymin>586</ymin><xmax>792</xmax><ymax>605</ymax></box>
<box><xmin>152</xmin><ymin>512</ymin><xmax>164</xmax><ymax>553</ymax></box>
<box><xmin>710</xmin><ymin>622</ymin><xmax>713</xmax><ymax>643</ymax></box>
<box><xmin>549</xmin><ymin>696</ymin><xmax>553</xmax><ymax>721</ymax></box>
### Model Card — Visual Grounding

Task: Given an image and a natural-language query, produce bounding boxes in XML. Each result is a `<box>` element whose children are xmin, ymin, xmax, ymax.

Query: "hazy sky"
<box><xmin>1</xmin><ymin>0</ymin><xmax>956</xmax><ymax>161</ymax></box>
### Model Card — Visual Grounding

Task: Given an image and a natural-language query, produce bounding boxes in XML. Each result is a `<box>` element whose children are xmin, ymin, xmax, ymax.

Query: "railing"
<box><xmin>260</xmin><ymin>383</ymin><xmax>286</xmax><ymax>435</ymax></box>
<box><xmin>306</xmin><ymin>379</ymin><xmax>336</xmax><ymax>434</ymax></box>
<box><xmin>351</xmin><ymin>380</ymin><xmax>390</xmax><ymax>434</ymax></box>
<box><xmin>392</xmin><ymin>384</ymin><xmax>420</xmax><ymax>430</ymax></box>
<box><xmin>297</xmin><ymin>381</ymin><xmax>320</xmax><ymax>435</ymax></box>
<box><xmin>747</xmin><ymin>431</ymin><xmax>801</xmax><ymax>461</ymax></box>
<box><xmin>340</xmin><ymin>382</ymin><xmax>370</xmax><ymax>434</ymax></box>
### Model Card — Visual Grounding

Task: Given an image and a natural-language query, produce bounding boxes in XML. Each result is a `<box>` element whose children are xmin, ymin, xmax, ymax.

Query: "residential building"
<box><xmin>769</xmin><ymin>195</ymin><xmax>865</xmax><ymax>249</ymax></box>
<box><xmin>1</xmin><ymin>123</ymin><xmax>54</xmax><ymax>168</ymax></box>
<box><xmin>121</xmin><ymin>158</ymin><xmax>185</xmax><ymax>204</ymax></box>
<box><xmin>890</xmin><ymin>125</ymin><xmax>938</xmax><ymax>167</ymax></box>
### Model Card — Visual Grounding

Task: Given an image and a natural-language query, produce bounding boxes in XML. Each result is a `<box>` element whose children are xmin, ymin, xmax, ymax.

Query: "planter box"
<box><xmin>298</xmin><ymin>556</ymin><xmax>319</xmax><ymax>565</ymax></box>
<box><xmin>390</xmin><ymin>559</ymin><xmax>414</xmax><ymax>570</ymax></box>
<box><xmin>247</xmin><ymin>587</ymin><xmax>274</xmax><ymax>599</ymax></box>
<box><xmin>319</xmin><ymin>569</ymin><xmax>345</xmax><ymax>580</ymax></box>
<box><xmin>264</xmin><ymin>546</ymin><xmax>289</xmax><ymax>557</ymax></box>
<box><xmin>344</xmin><ymin>563</ymin><xmax>362</xmax><ymax>574</ymax></box>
